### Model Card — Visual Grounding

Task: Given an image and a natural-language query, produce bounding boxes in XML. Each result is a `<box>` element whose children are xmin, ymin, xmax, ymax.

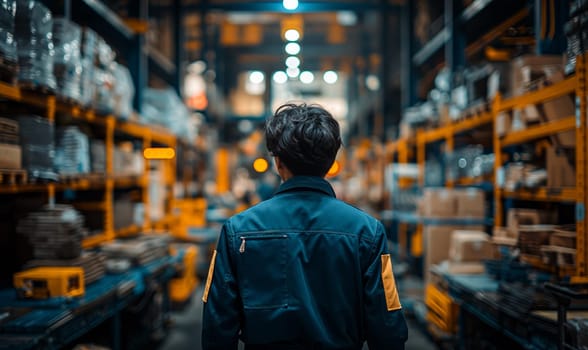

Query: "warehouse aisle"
<box><xmin>159</xmin><ymin>285</ymin><xmax>438</xmax><ymax>350</ymax></box>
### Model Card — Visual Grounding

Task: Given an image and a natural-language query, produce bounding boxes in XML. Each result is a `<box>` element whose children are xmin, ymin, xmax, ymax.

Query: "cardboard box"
<box><xmin>549</xmin><ymin>228</ymin><xmax>576</xmax><ymax>249</ymax></box>
<box><xmin>424</xmin><ymin>225</ymin><xmax>484</xmax><ymax>284</ymax></box>
<box><xmin>496</xmin><ymin>112</ymin><xmax>511</xmax><ymax>137</ymax></box>
<box><xmin>547</xmin><ymin>147</ymin><xmax>576</xmax><ymax>188</ymax></box>
<box><xmin>422</xmin><ymin>188</ymin><xmax>456</xmax><ymax>217</ymax></box>
<box><xmin>510</xmin><ymin>55</ymin><xmax>563</xmax><ymax>96</ymax></box>
<box><xmin>432</xmin><ymin>260</ymin><xmax>486</xmax><ymax>275</ymax></box>
<box><xmin>449</xmin><ymin>230</ymin><xmax>493</xmax><ymax>262</ymax></box>
<box><xmin>541</xmin><ymin>70</ymin><xmax>576</xmax><ymax>147</ymax></box>
<box><xmin>455</xmin><ymin>188</ymin><xmax>485</xmax><ymax>218</ymax></box>
<box><xmin>0</xmin><ymin>143</ymin><xmax>22</xmax><ymax>169</ymax></box>
<box><xmin>507</xmin><ymin>208</ymin><xmax>541</xmax><ymax>232</ymax></box>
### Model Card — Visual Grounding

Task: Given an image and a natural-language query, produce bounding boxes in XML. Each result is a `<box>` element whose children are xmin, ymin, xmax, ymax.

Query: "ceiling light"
<box><xmin>283</xmin><ymin>0</ymin><xmax>299</xmax><ymax>10</ymax></box>
<box><xmin>284</xmin><ymin>29</ymin><xmax>300</xmax><ymax>41</ymax></box>
<box><xmin>323</xmin><ymin>70</ymin><xmax>338</xmax><ymax>84</ymax></box>
<box><xmin>285</xmin><ymin>42</ymin><xmax>301</xmax><ymax>55</ymax></box>
<box><xmin>273</xmin><ymin>71</ymin><xmax>288</xmax><ymax>84</ymax></box>
<box><xmin>366</xmin><ymin>74</ymin><xmax>380</xmax><ymax>91</ymax></box>
<box><xmin>285</xmin><ymin>56</ymin><xmax>300</xmax><ymax>68</ymax></box>
<box><xmin>337</xmin><ymin>11</ymin><xmax>357</xmax><ymax>26</ymax></box>
<box><xmin>248</xmin><ymin>71</ymin><xmax>265</xmax><ymax>84</ymax></box>
<box><xmin>300</xmin><ymin>71</ymin><xmax>314</xmax><ymax>84</ymax></box>
<box><xmin>187</xmin><ymin>60</ymin><xmax>206</xmax><ymax>74</ymax></box>
<box><xmin>286</xmin><ymin>67</ymin><xmax>300</xmax><ymax>78</ymax></box>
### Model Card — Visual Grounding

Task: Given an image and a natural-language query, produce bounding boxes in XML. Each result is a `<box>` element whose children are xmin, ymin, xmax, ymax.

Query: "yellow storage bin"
<box><xmin>13</xmin><ymin>267</ymin><xmax>84</xmax><ymax>299</ymax></box>
<box><xmin>169</xmin><ymin>245</ymin><xmax>198</xmax><ymax>303</ymax></box>
<box><xmin>425</xmin><ymin>283</ymin><xmax>459</xmax><ymax>334</ymax></box>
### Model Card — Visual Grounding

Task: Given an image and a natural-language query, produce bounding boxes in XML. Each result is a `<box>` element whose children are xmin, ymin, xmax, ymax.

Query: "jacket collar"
<box><xmin>275</xmin><ymin>176</ymin><xmax>336</xmax><ymax>197</ymax></box>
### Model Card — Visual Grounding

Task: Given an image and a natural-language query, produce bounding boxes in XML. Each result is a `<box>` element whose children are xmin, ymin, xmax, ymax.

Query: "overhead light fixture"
<box><xmin>323</xmin><ymin>70</ymin><xmax>338</xmax><ymax>84</ymax></box>
<box><xmin>300</xmin><ymin>71</ymin><xmax>314</xmax><ymax>84</ymax></box>
<box><xmin>337</xmin><ymin>11</ymin><xmax>357</xmax><ymax>26</ymax></box>
<box><xmin>273</xmin><ymin>71</ymin><xmax>288</xmax><ymax>84</ymax></box>
<box><xmin>286</xmin><ymin>67</ymin><xmax>300</xmax><ymax>78</ymax></box>
<box><xmin>283</xmin><ymin>0</ymin><xmax>299</xmax><ymax>10</ymax></box>
<box><xmin>285</xmin><ymin>56</ymin><xmax>300</xmax><ymax>68</ymax></box>
<box><xmin>284</xmin><ymin>29</ymin><xmax>300</xmax><ymax>41</ymax></box>
<box><xmin>248</xmin><ymin>71</ymin><xmax>265</xmax><ymax>84</ymax></box>
<box><xmin>187</xmin><ymin>60</ymin><xmax>206</xmax><ymax>74</ymax></box>
<box><xmin>285</xmin><ymin>42</ymin><xmax>301</xmax><ymax>55</ymax></box>
<box><xmin>366</xmin><ymin>74</ymin><xmax>380</xmax><ymax>91</ymax></box>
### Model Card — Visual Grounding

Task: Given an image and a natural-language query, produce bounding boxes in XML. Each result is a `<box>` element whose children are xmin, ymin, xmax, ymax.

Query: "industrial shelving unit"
<box><xmin>385</xmin><ymin>137</ymin><xmax>416</xmax><ymax>258</ymax></box>
<box><xmin>0</xmin><ymin>1</ymin><xmax>206</xmax><ymax>347</ymax></box>
<box><xmin>390</xmin><ymin>59</ymin><xmax>587</xmax><ymax>346</ymax></box>
<box><xmin>396</xmin><ymin>0</ymin><xmax>586</xmax><ymax>346</ymax></box>
<box><xmin>492</xmin><ymin>59</ymin><xmax>587</xmax><ymax>279</ymax></box>
<box><xmin>0</xmin><ymin>81</ymin><xmax>181</xmax><ymax>249</ymax></box>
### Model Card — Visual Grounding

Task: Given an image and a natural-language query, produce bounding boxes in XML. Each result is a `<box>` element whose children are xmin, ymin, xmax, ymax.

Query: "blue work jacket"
<box><xmin>202</xmin><ymin>176</ymin><xmax>408</xmax><ymax>350</ymax></box>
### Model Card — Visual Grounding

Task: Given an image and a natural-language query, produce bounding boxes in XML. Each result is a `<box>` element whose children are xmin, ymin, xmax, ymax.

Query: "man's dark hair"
<box><xmin>265</xmin><ymin>103</ymin><xmax>342</xmax><ymax>177</ymax></box>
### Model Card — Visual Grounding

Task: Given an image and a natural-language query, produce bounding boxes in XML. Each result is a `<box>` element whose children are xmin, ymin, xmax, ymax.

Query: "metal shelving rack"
<box><xmin>492</xmin><ymin>56</ymin><xmax>587</xmax><ymax>280</ymax></box>
<box><xmin>0</xmin><ymin>81</ymin><xmax>180</xmax><ymax>249</ymax></box>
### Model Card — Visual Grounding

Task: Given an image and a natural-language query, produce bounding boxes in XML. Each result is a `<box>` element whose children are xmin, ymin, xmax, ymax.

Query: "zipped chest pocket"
<box><xmin>237</xmin><ymin>234</ymin><xmax>288</xmax><ymax>309</ymax></box>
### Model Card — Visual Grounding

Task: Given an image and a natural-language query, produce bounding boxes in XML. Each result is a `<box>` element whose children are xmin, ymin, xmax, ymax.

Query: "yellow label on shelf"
<box><xmin>143</xmin><ymin>147</ymin><xmax>175</xmax><ymax>159</ymax></box>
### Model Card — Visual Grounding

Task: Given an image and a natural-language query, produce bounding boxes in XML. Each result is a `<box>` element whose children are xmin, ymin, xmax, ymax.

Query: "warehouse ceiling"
<box><xmin>144</xmin><ymin>0</ymin><xmax>404</xmax><ymax>87</ymax></box>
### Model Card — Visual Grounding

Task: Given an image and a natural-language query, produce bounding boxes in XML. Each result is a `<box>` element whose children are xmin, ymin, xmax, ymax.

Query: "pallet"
<box><xmin>540</xmin><ymin>245</ymin><xmax>576</xmax><ymax>268</ymax></box>
<box><xmin>0</xmin><ymin>169</ymin><xmax>27</xmax><ymax>185</ymax></box>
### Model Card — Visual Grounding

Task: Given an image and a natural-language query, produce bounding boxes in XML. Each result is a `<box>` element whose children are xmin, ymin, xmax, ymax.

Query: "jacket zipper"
<box><xmin>239</xmin><ymin>237</ymin><xmax>246</xmax><ymax>253</ymax></box>
<box><xmin>239</xmin><ymin>234</ymin><xmax>287</xmax><ymax>254</ymax></box>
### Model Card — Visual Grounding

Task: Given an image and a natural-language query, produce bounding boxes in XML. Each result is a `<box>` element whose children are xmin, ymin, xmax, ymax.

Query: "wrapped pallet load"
<box><xmin>15</xmin><ymin>0</ymin><xmax>56</xmax><ymax>90</ymax></box>
<box><xmin>0</xmin><ymin>0</ymin><xmax>17</xmax><ymax>83</ymax></box>
<box><xmin>52</xmin><ymin>18</ymin><xmax>82</xmax><ymax>103</ymax></box>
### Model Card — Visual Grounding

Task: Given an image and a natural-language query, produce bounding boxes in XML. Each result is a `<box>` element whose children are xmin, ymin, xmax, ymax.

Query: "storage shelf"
<box><xmin>500</xmin><ymin>187</ymin><xmax>577</xmax><ymax>202</ymax></box>
<box><xmin>452</xmin><ymin>177</ymin><xmax>494</xmax><ymax>187</ymax></box>
<box><xmin>500</xmin><ymin>117</ymin><xmax>576</xmax><ymax>147</ymax></box>
<box><xmin>0</xmin><ymin>175</ymin><xmax>143</xmax><ymax>194</ymax></box>
<box><xmin>152</xmin><ymin>214</ymin><xmax>180</xmax><ymax>228</ymax></box>
<box><xmin>418</xmin><ymin>111</ymin><xmax>493</xmax><ymax>144</ymax></box>
<box><xmin>381</xmin><ymin>210</ymin><xmax>491</xmax><ymax>226</ymax></box>
<box><xmin>0</xmin><ymin>81</ymin><xmax>178</xmax><ymax>145</ymax></box>
<box><xmin>520</xmin><ymin>254</ymin><xmax>576</xmax><ymax>277</ymax></box>
<box><xmin>498</xmin><ymin>76</ymin><xmax>577</xmax><ymax>111</ymax></box>
<box><xmin>82</xmin><ymin>233</ymin><xmax>108</xmax><ymax>249</ymax></box>
<box><xmin>116</xmin><ymin>224</ymin><xmax>141</xmax><ymax>237</ymax></box>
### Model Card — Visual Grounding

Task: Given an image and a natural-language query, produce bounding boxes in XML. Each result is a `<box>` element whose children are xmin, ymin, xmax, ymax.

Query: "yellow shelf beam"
<box><xmin>82</xmin><ymin>233</ymin><xmax>107</xmax><ymax>249</ymax></box>
<box><xmin>500</xmin><ymin>187</ymin><xmax>577</xmax><ymax>202</ymax></box>
<box><xmin>498</xmin><ymin>76</ymin><xmax>577</xmax><ymax>111</ymax></box>
<box><xmin>453</xmin><ymin>112</ymin><xmax>493</xmax><ymax>134</ymax></box>
<box><xmin>112</xmin><ymin>175</ymin><xmax>142</xmax><ymax>188</ymax></box>
<box><xmin>115</xmin><ymin>224</ymin><xmax>141</xmax><ymax>237</ymax></box>
<box><xmin>501</xmin><ymin>116</ymin><xmax>576</xmax><ymax>147</ymax></box>
<box><xmin>0</xmin><ymin>175</ymin><xmax>143</xmax><ymax>193</ymax></box>
<box><xmin>0</xmin><ymin>81</ymin><xmax>21</xmax><ymax>100</ymax></box>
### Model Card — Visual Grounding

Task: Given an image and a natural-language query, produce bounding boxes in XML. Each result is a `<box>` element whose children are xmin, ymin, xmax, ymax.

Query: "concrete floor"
<box><xmin>158</xmin><ymin>282</ymin><xmax>438</xmax><ymax>350</ymax></box>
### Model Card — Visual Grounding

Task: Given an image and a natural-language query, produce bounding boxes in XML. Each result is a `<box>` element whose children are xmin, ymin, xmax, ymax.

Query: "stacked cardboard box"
<box><xmin>421</xmin><ymin>187</ymin><xmax>485</xmax><ymax>218</ymax></box>
<box><xmin>0</xmin><ymin>117</ymin><xmax>21</xmax><ymax>169</ymax></box>
<box><xmin>546</xmin><ymin>147</ymin><xmax>575</xmax><ymax>188</ymax></box>
<box><xmin>424</xmin><ymin>225</ymin><xmax>485</xmax><ymax>284</ymax></box>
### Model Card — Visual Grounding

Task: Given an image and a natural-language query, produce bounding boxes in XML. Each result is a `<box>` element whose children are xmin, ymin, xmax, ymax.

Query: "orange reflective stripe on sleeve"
<box><xmin>202</xmin><ymin>250</ymin><xmax>218</xmax><ymax>303</ymax></box>
<box><xmin>381</xmin><ymin>254</ymin><xmax>402</xmax><ymax>311</ymax></box>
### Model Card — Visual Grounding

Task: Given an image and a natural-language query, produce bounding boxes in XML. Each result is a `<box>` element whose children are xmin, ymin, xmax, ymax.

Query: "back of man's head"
<box><xmin>265</xmin><ymin>103</ymin><xmax>341</xmax><ymax>177</ymax></box>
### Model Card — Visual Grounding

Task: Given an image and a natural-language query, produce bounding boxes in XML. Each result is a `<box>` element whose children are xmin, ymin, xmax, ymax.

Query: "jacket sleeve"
<box><xmin>363</xmin><ymin>221</ymin><xmax>408</xmax><ymax>350</ymax></box>
<box><xmin>201</xmin><ymin>222</ymin><xmax>241</xmax><ymax>350</ymax></box>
